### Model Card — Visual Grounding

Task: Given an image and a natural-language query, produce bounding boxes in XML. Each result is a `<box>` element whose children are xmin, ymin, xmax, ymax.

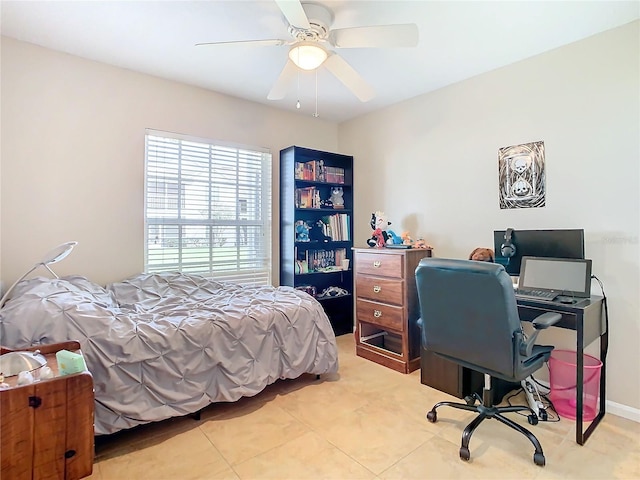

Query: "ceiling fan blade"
<box><xmin>267</xmin><ymin>60</ymin><xmax>298</xmax><ymax>100</ymax></box>
<box><xmin>196</xmin><ymin>39</ymin><xmax>288</xmax><ymax>47</ymax></box>
<box><xmin>329</xmin><ymin>24</ymin><xmax>419</xmax><ymax>48</ymax></box>
<box><xmin>274</xmin><ymin>0</ymin><xmax>310</xmax><ymax>29</ymax></box>
<box><xmin>324</xmin><ymin>54</ymin><xmax>375</xmax><ymax>102</ymax></box>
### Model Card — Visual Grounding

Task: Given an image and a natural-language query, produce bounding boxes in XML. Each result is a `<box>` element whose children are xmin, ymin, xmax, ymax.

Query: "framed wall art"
<box><xmin>498</xmin><ymin>140</ymin><xmax>546</xmax><ymax>209</ymax></box>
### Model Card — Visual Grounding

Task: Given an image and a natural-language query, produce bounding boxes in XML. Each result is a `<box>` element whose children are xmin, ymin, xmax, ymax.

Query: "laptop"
<box><xmin>515</xmin><ymin>256</ymin><xmax>593</xmax><ymax>302</ymax></box>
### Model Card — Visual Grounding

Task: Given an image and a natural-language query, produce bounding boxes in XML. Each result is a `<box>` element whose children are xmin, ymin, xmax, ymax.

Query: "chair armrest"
<box><xmin>519</xmin><ymin>312</ymin><xmax>562</xmax><ymax>357</ymax></box>
<box><xmin>532</xmin><ymin>312</ymin><xmax>562</xmax><ymax>330</ymax></box>
<box><xmin>417</xmin><ymin>318</ymin><xmax>427</xmax><ymax>348</ymax></box>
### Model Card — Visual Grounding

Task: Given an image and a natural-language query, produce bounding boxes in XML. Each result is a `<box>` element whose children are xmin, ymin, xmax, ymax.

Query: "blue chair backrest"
<box><xmin>415</xmin><ymin>258</ymin><xmax>522</xmax><ymax>380</ymax></box>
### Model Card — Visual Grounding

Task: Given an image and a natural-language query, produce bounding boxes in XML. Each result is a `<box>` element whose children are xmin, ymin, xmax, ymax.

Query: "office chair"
<box><xmin>415</xmin><ymin>258</ymin><xmax>560</xmax><ymax>466</ymax></box>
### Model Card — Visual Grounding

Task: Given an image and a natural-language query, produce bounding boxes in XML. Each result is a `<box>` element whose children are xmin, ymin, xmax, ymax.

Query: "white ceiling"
<box><xmin>1</xmin><ymin>1</ymin><xmax>638</xmax><ymax>123</ymax></box>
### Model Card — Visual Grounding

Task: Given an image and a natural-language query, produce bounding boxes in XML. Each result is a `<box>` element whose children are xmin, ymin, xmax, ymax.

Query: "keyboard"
<box><xmin>514</xmin><ymin>288</ymin><xmax>558</xmax><ymax>301</ymax></box>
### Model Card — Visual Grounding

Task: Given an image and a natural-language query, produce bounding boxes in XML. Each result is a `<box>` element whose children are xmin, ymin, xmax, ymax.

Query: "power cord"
<box><xmin>505</xmin><ymin>384</ymin><xmax>561</xmax><ymax>423</ymax></box>
<box><xmin>539</xmin><ymin>393</ymin><xmax>561</xmax><ymax>422</ymax></box>
<box><xmin>591</xmin><ymin>274</ymin><xmax>609</xmax><ymax>362</ymax></box>
<box><xmin>531</xmin><ymin>367</ymin><xmax>551</xmax><ymax>395</ymax></box>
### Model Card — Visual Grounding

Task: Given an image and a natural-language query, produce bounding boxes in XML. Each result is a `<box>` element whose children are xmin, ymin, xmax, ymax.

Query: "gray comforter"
<box><xmin>0</xmin><ymin>272</ymin><xmax>339</xmax><ymax>434</ymax></box>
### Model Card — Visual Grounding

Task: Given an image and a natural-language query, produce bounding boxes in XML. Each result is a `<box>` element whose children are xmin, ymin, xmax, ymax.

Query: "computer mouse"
<box><xmin>557</xmin><ymin>296</ymin><xmax>575</xmax><ymax>304</ymax></box>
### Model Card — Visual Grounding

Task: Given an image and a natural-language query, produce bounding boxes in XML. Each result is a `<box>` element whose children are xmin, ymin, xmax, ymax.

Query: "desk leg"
<box><xmin>576</xmin><ymin>306</ymin><xmax>608</xmax><ymax>445</ymax></box>
<box><xmin>581</xmin><ymin>330</ymin><xmax>607</xmax><ymax>445</ymax></box>
<box><xmin>576</xmin><ymin>317</ymin><xmax>585</xmax><ymax>444</ymax></box>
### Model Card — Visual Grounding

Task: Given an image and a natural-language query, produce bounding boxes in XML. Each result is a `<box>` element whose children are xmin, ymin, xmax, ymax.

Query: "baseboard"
<box><xmin>605</xmin><ymin>400</ymin><xmax>640</xmax><ymax>423</ymax></box>
<box><xmin>532</xmin><ymin>378</ymin><xmax>640</xmax><ymax>423</ymax></box>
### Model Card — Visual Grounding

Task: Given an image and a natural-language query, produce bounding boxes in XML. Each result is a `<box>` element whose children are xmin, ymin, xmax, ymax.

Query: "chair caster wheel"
<box><xmin>528</xmin><ymin>414</ymin><xmax>538</xmax><ymax>425</ymax></box>
<box><xmin>464</xmin><ymin>395</ymin><xmax>476</xmax><ymax>406</ymax></box>
<box><xmin>533</xmin><ymin>452</ymin><xmax>545</xmax><ymax>466</ymax></box>
<box><xmin>459</xmin><ymin>447</ymin><xmax>470</xmax><ymax>461</ymax></box>
<box><xmin>426</xmin><ymin>410</ymin><xmax>437</xmax><ymax>423</ymax></box>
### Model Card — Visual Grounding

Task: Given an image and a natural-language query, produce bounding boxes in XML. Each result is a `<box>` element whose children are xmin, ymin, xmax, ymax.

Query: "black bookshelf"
<box><xmin>279</xmin><ymin>146</ymin><xmax>354</xmax><ymax>336</ymax></box>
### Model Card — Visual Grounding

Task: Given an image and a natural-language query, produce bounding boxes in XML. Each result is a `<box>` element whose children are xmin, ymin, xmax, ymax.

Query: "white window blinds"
<box><xmin>144</xmin><ymin>130</ymin><xmax>272</xmax><ymax>286</ymax></box>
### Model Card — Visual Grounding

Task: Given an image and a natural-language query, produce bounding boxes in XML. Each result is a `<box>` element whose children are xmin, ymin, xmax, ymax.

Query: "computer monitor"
<box><xmin>493</xmin><ymin>229</ymin><xmax>585</xmax><ymax>276</ymax></box>
<box><xmin>519</xmin><ymin>256</ymin><xmax>593</xmax><ymax>297</ymax></box>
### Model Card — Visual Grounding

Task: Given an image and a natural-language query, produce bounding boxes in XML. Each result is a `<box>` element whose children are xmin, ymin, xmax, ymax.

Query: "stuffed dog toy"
<box><xmin>469</xmin><ymin>247</ymin><xmax>495</xmax><ymax>262</ymax></box>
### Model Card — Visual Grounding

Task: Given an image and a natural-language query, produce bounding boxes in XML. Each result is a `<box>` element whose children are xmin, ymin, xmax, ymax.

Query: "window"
<box><xmin>144</xmin><ymin>130</ymin><xmax>272</xmax><ymax>285</ymax></box>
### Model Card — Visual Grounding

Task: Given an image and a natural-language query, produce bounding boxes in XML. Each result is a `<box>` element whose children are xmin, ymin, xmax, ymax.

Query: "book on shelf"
<box><xmin>324</xmin><ymin>166</ymin><xmax>345</xmax><ymax>184</ymax></box>
<box><xmin>295</xmin><ymin>186</ymin><xmax>321</xmax><ymax>208</ymax></box>
<box><xmin>298</xmin><ymin>248</ymin><xmax>347</xmax><ymax>272</ymax></box>
<box><xmin>294</xmin><ymin>160</ymin><xmax>345</xmax><ymax>183</ymax></box>
<box><xmin>319</xmin><ymin>213</ymin><xmax>350</xmax><ymax>241</ymax></box>
<box><xmin>295</xmin><ymin>160</ymin><xmax>327</xmax><ymax>182</ymax></box>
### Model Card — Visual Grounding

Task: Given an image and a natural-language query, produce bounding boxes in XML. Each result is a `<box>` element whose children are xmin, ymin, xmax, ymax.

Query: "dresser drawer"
<box><xmin>356</xmin><ymin>275</ymin><xmax>403</xmax><ymax>305</ymax></box>
<box><xmin>356</xmin><ymin>298</ymin><xmax>404</xmax><ymax>332</ymax></box>
<box><xmin>355</xmin><ymin>252</ymin><xmax>403</xmax><ymax>278</ymax></box>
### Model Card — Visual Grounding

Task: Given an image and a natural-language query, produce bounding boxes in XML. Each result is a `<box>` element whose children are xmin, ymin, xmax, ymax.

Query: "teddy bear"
<box><xmin>469</xmin><ymin>247</ymin><xmax>495</xmax><ymax>262</ymax></box>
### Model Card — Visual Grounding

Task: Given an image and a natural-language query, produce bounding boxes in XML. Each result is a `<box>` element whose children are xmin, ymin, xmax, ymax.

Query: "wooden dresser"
<box><xmin>0</xmin><ymin>341</ymin><xmax>94</xmax><ymax>480</ymax></box>
<box><xmin>353</xmin><ymin>247</ymin><xmax>432</xmax><ymax>373</ymax></box>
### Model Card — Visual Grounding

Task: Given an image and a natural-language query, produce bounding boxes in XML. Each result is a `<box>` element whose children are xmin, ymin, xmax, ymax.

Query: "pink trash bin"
<box><xmin>549</xmin><ymin>350</ymin><xmax>602</xmax><ymax>421</ymax></box>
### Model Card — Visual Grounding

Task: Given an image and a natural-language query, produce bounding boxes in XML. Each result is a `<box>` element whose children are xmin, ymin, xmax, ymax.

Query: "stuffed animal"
<box><xmin>329</xmin><ymin>187</ymin><xmax>344</xmax><ymax>208</ymax></box>
<box><xmin>367</xmin><ymin>211</ymin><xmax>392</xmax><ymax>247</ymax></box>
<box><xmin>469</xmin><ymin>247</ymin><xmax>495</xmax><ymax>262</ymax></box>
<box><xmin>386</xmin><ymin>230</ymin><xmax>403</xmax><ymax>245</ymax></box>
<box><xmin>372</xmin><ymin>228</ymin><xmax>386</xmax><ymax>248</ymax></box>
<box><xmin>400</xmin><ymin>230</ymin><xmax>432</xmax><ymax>249</ymax></box>
<box><xmin>413</xmin><ymin>238</ymin><xmax>432</xmax><ymax>249</ymax></box>
<box><xmin>295</xmin><ymin>220</ymin><xmax>311</xmax><ymax>242</ymax></box>
<box><xmin>309</xmin><ymin>220</ymin><xmax>332</xmax><ymax>242</ymax></box>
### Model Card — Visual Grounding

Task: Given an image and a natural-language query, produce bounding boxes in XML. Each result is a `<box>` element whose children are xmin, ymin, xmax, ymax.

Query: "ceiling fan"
<box><xmin>196</xmin><ymin>0</ymin><xmax>419</xmax><ymax>103</ymax></box>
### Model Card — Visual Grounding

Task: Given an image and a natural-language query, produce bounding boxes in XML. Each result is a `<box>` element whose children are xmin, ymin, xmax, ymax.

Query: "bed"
<box><xmin>0</xmin><ymin>272</ymin><xmax>339</xmax><ymax>435</ymax></box>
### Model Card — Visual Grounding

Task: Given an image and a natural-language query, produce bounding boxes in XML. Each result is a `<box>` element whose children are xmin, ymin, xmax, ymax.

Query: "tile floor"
<box><xmin>89</xmin><ymin>334</ymin><xmax>639</xmax><ymax>479</ymax></box>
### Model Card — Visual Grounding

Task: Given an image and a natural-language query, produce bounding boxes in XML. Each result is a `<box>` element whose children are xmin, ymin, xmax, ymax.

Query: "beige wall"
<box><xmin>1</xmin><ymin>36</ymin><xmax>338</xmax><ymax>287</ymax></box>
<box><xmin>339</xmin><ymin>21</ymin><xmax>640</xmax><ymax>412</ymax></box>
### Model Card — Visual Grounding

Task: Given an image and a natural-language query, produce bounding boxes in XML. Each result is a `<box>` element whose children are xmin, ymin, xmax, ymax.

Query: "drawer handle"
<box><xmin>373</xmin><ymin>310</ymin><xmax>382</xmax><ymax>318</ymax></box>
<box><xmin>373</xmin><ymin>285</ymin><xmax>381</xmax><ymax>293</ymax></box>
<box><xmin>373</xmin><ymin>261</ymin><xmax>381</xmax><ymax>268</ymax></box>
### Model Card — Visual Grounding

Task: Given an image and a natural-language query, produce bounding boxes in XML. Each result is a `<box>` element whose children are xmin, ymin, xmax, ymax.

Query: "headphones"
<box><xmin>501</xmin><ymin>228</ymin><xmax>516</xmax><ymax>258</ymax></box>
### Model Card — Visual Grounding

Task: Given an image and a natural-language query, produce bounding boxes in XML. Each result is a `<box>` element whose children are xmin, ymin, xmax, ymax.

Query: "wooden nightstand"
<box><xmin>353</xmin><ymin>247</ymin><xmax>432</xmax><ymax>373</ymax></box>
<box><xmin>0</xmin><ymin>341</ymin><xmax>94</xmax><ymax>480</ymax></box>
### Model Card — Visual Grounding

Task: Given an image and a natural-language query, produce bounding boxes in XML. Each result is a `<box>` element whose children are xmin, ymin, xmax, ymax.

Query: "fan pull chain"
<box><xmin>313</xmin><ymin>70</ymin><xmax>319</xmax><ymax>118</ymax></box>
<box><xmin>296</xmin><ymin>69</ymin><xmax>301</xmax><ymax>109</ymax></box>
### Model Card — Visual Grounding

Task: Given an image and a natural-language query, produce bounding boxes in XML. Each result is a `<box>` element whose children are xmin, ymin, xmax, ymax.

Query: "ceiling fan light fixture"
<box><xmin>289</xmin><ymin>42</ymin><xmax>327</xmax><ymax>70</ymax></box>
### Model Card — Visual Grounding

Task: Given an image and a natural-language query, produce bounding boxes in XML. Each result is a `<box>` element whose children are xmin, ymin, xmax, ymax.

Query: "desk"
<box><xmin>516</xmin><ymin>295</ymin><xmax>607</xmax><ymax>445</ymax></box>
<box><xmin>419</xmin><ymin>293</ymin><xmax>607</xmax><ymax>445</ymax></box>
